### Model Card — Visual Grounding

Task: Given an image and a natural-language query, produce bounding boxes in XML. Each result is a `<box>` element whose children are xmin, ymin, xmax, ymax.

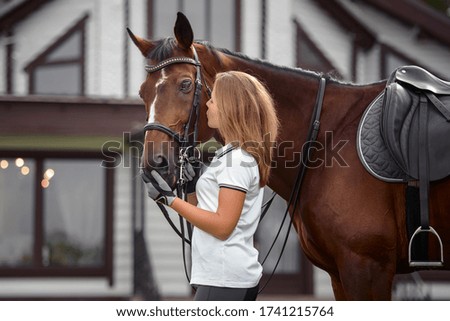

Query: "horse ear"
<box><xmin>127</xmin><ymin>28</ymin><xmax>154</xmax><ymax>57</ymax></box>
<box><xmin>174</xmin><ymin>12</ymin><xmax>193</xmax><ymax>51</ymax></box>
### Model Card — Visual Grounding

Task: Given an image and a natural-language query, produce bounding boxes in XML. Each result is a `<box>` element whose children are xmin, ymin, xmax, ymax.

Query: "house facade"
<box><xmin>1</xmin><ymin>0</ymin><xmax>449</xmax><ymax>300</ymax></box>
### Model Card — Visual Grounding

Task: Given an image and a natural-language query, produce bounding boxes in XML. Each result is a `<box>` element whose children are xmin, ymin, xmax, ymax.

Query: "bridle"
<box><xmin>143</xmin><ymin>46</ymin><xmax>210</xmax><ymax>148</ymax></box>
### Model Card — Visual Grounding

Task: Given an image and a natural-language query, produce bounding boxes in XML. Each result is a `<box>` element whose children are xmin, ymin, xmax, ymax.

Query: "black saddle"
<box><xmin>358</xmin><ymin>66</ymin><xmax>450</xmax><ymax>182</ymax></box>
<box><xmin>382</xmin><ymin>66</ymin><xmax>450</xmax><ymax>181</ymax></box>
<box><xmin>357</xmin><ymin>65</ymin><xmax>450</xmax><ymax>267</ymax></box>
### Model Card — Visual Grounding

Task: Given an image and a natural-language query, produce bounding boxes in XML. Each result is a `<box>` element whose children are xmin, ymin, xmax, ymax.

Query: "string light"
<box><xmin>41</xmin><ymin>179</ymin><xmax>50</xmax><ymax>189</ymax></box>
<box><xmin>44</xmin><ymin>168</ymin><xmax>55</xmax><ymax>180</ymax></box>
<box><xmin>41</xmin><ymin>168</ymin><xmax>55</xmax><ymax>188</ymax></box>
<box><xmin>15</xmin><ymin>158</ymin><xmax>24</xmax><ymax>168</ymax></box>
<box><xmin>21</xmin><ymin>166</ymin><xmax>30</xmax><ymax>176</ymax></box>
<box><xmin>0</xmin><ymin>160</ymin><xmax>8</xmax><ymax>169</ymax></box>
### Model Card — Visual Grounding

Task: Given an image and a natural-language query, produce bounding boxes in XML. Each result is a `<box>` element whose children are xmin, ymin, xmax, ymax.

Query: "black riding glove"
<box><xmin>183</xmin><ymin>157</ymin><xmax>201</xmax><ymax>194</ymax></box>
<box><xmin>141</xmin><ymin>170</ymin><xmax>176</xmax><ymax>206</ymax></box>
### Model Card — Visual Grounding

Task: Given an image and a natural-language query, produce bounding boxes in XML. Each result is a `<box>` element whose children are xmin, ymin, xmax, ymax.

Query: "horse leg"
<box><xmin>337</xmin><ymin>254</ymin><xmax>395</xmax><ymax>300</ymax></box>
<box><xmin>330</xmin><ymin>274</ymin><xmax>347</xmax><ymax>300</ymax></box>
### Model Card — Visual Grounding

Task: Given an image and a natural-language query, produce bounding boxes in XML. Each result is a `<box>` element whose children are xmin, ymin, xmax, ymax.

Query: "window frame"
<box><xmin>24</xmin><ymin>14</ymin><xmax>88</xmax><ymax>96</ymax></box>
<box><xmin>0</xmin><ymin>150</ymin><xmax>114</xmax><ymax>285</ymax></box>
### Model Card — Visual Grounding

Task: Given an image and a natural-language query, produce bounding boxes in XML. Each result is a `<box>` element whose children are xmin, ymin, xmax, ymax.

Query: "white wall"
<box><xmin>293</xmin><ymin>0</ymin><xmax>353</xmax><ymax>78</ymax></box>
<box><xmin>144</xmin><ymin>200</ymin><xmax>191</xmax><ymax>298</ymax></box>
<box><xmin>266</xmin><ymin>0</ymin><xmax>294</xmax><ymax>66</ymax></box>
<box><xmin>241</xmin><ymin>0</ymin><xmax>262</xmax><ymax>59</ymax></box>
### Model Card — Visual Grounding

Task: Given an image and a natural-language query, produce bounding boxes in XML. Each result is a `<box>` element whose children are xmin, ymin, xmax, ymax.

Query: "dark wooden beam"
<box><xmin>0</xmin><ymin>96</ymin><xmax>145</xmax><ymax>137</ymax></box>
<box><xmin>364</xmin><ymin>0</ymin><xmax>450</xmax><ymax>47</ymax></box>
<box><xmin>0</xmin><ymin>0</ymin><xmax>53</xmax><ymax>32</ymax></box>
<box><xmin>315</xmin><ymin>0</ymin><xmax>376</xmax><ymax>50</ymax></box>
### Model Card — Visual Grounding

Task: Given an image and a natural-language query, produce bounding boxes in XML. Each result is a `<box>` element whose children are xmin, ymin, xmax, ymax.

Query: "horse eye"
<box><xmin>180</xmin><ymin>79</ymin><xmax>193</xmax><ymax>93</ymax></box>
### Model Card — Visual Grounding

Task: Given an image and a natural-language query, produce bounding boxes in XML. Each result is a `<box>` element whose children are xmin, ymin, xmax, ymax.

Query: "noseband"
<box><xmin>143</xmin><ymin>46</ymin><xmax>208</xmax><ymax>148</ymax></box>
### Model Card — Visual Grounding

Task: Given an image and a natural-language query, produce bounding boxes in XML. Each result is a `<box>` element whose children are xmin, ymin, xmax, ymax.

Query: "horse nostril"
<box><xmin>154</xmin><ymin>154</ymin><xmax>169</xmax><ymax>169</ymax></box>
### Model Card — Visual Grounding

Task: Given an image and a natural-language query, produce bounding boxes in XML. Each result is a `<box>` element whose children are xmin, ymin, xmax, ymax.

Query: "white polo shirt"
<box><xmin>190</xmin><ymin>143</ymin><xmax>264</xmax><ymax>288</ymax></box>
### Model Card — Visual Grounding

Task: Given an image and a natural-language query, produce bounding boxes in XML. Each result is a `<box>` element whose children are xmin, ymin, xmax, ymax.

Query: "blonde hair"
<box><xmin>213</xmin><ymin>71</ymin><xmax>279</xmax><ymax>186</ymax></box>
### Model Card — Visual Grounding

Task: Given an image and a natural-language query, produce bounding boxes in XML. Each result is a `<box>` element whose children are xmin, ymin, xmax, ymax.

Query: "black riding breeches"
<box><xmin>193</xmin><ymin>285</ymin><xmax>259</xmax><ymax>301</ymax></box>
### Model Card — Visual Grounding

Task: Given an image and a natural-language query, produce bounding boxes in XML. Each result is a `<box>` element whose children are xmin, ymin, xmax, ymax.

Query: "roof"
<box><xmin>0</xmin><ymin>0</ymin><xmax>27</xmax><ymax>17</ymax></box>
<box><xmin>313</xmin><ymin>0</ymin><xmax>450</xmax><ymax>49</ymax></box>
<box><xmin>0</xmin><ymin>0</ymin><xmax>53</xmax><ymax>33</ymax></box>
<box><xmin>364</xmin><ymin>0</ymin><xmax>450</xmax><ymax>47</ymax></box>
<box><xmin>315</xmin><ymin>0</ymin><xmax>376</xmax><ymax>50</ymax></box>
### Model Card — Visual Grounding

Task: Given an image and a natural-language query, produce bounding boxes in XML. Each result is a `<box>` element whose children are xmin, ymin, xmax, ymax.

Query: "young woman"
<box><xmin>143</xmin><ymin>71</ymin><xmax>279</xmax><ymax>300</ymax></box>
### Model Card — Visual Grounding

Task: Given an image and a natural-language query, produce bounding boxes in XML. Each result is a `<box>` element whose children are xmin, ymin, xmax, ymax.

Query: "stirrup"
<box><xmin>408</xmin><ymin>226</ymin><xmax>444</xmax><ymax>267</ymax></box>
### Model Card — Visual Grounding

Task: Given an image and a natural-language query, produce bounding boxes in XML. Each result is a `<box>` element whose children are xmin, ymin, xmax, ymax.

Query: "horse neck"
<box><xmin>220</xmin><ymin>53</ymin><xmax>321</xmax><ymax>142</ymax></box>
<box><xmin>217</xmin><ymin>51</ymin><xmax>385</xmax><ymax>199</ymax></box>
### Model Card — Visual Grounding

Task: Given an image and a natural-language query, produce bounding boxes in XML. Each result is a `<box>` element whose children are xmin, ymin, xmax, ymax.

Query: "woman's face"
<box><xmin>206</xmin><ymin>91</ymin><xmax>220</xmax><ymax>129</ymax></box>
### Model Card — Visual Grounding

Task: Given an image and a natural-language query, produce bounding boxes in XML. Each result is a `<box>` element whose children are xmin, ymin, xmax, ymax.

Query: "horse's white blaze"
<box><xmin>148</xmin><ymin>97</ymin><xmax>157</xmax><ymax>123</ymax></box>
<box><xmin>148</xmin><ymin>70</ymin><xmax>168</xmax><ymax>124</ymax></box>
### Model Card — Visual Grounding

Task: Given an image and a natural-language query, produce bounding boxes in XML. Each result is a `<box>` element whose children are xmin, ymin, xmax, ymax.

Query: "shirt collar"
<box><xmin>215</xmin><ymin>143</ymin><xmax>237</xmax><ymax>159</ymax></box>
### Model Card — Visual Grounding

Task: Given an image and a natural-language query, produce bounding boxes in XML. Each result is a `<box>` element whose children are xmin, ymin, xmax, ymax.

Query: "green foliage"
<box><xmin>422</xmin><ymin>0</ymin><xmax>449</xmax><ymax>14</ymax></box>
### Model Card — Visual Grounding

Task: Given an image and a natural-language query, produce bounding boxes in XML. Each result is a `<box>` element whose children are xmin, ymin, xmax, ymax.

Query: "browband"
<box><xmin>145</xmin><ymin>57</ymin><xmax>200</xmax><ymax>74</ymax></box>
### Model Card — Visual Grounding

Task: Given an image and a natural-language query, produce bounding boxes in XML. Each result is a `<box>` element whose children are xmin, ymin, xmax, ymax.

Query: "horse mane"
<box><xmin>216</xmin><ymin>46</ymin><xmax>324</xmax><ymax>79</ymax></box>
<box><xmin>147</xmin><ymin>37</ymin><xmax>370</xmax><ymax>86</ymax></box>
<box><xmin>210</xmin><ymin>44</ymin><xmax>384</xmax><ymax>87</ymax></box>
<box><xmin>211</xmin><ymin>43</ymin><xmax>360</xmax><ymax>85</ymax></box>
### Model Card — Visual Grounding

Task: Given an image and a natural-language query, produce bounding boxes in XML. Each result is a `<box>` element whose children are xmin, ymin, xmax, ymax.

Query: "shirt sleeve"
<box><xmin>216</xmin><ymin>151</ymin><xmax>258</xmax><ymax>193</ymax></box>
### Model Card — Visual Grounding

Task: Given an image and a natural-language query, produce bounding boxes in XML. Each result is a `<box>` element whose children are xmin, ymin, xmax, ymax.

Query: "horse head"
<box><xmin>128</xmin><ymin>12</ymin><xmax>217</xmax><ymax>187</ymax></box>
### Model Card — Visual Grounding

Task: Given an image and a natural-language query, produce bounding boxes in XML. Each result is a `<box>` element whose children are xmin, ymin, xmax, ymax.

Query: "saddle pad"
<box><xmin>357</xmin><ymin>93</ymin><xmax>408</xmax><ymax>182</ymax></box>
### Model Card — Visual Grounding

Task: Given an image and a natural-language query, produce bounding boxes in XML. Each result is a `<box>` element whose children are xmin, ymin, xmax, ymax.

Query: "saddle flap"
<box><xmin>407</xmin><ymin>94</ymin><xmax>450</xmax><ymax>181</ymax></box>
<box><xmin>381</xmin><ymin>83</ymin><xmax>416</xmax><ymax>174</ymax></box>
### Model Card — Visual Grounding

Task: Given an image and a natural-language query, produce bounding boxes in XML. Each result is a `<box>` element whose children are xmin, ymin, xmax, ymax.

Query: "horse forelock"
<box><xmin>147</xmin><ymin>37</ymin><xmax>177</xmax><ymax>61</ymax></box>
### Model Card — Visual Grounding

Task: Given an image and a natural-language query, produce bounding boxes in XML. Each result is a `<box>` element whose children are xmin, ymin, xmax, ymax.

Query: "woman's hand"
<box><xmin>141</xmin><ymin>170</ymin><xmax>176</xmax><ymax>206</ymax></box>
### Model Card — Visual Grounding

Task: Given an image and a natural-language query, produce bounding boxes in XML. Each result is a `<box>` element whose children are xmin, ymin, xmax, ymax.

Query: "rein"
<box><xmin>258</xmin><ymin>76</ymin><xmax>326</xmax><ymax>293</ymax></box>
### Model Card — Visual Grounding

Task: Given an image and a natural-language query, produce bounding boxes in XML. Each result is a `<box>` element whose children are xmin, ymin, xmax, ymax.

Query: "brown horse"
<box><xmin>128</xmin><ymin>12</ymin><xmax>450</xmax><ymax>300</ymax></box>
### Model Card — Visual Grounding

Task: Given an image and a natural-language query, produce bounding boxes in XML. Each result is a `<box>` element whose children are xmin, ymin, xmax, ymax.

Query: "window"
<box><xmin>0</xmin><ymin>158</ymin><xmax>35</xmax><ymax>267</ymax></box>
<box><xmin>0</xmin><ymin>152</ymin><xmax>113</xmax><ymax>281</ymax></box>
<box><xmin>24</xmin><ymin>14</ymin><xmax>88</xmax><ymax>96</ymax></box>
<box><xmin>43</xmin><ymin>159</ymin><xmax>105</xmax><ymax>267</ymax></box>
<box><xmin>149</xmin><ymin>0</ymin><xmax>240</xmax><ymax>51</ymax></box>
